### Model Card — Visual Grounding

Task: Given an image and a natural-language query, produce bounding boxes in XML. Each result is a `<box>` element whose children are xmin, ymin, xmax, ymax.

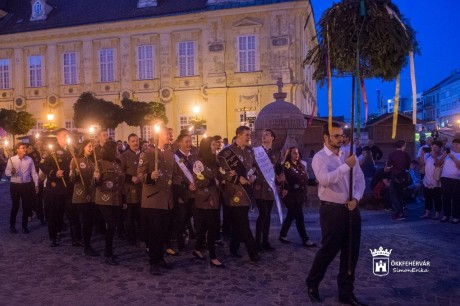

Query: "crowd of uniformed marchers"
<box><xmin>5</xmin><ymin>125</ymin><xmax>319</xmax><ymax>275</ymax></box>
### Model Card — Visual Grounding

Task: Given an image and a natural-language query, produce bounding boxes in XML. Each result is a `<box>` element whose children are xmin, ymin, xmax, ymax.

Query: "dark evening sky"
<box><xmin>309</xmin><ymin>0</ymin><xmax>460</xmax><ymax>119</ymax></box>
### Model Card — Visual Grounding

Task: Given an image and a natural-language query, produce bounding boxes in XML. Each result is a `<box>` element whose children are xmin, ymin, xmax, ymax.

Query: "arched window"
<box><xmin>33</xmin><ymin>1</ymin><xmax>42</xmax><ymax>16</ymax></box>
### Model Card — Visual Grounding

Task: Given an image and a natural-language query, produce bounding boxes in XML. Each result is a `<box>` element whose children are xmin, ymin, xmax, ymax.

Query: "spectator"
<box><xmin>438</xmin><ymin>138</ymin><xmax>460</xmax><ymax>223</ymax></box>
<box><xmin>405</xmin><ymin>160</ymin><xmax>422</xmax><ymax>203</ymax></box>
<box><xmin>368</xmin><ymin>139</ymin><xmax>383</xmax><ymax>161</ymax></box>
<box><xmin>419</xmin><ymin>126</ymin><xmax>427</xmax><ymax>146</ymax></box>
<box><xmin>359</xmin><ymin>146</ymin><xmax>376</xmax><ymax>193</ymax></box>
<box><xmin>387</xmin><ymin>140</ymin><xmax>411</xmax><ymax>220</ymax></box>
<box><xmin>370</xmin><ymin>165</ymin><xmax>391</xmax><ymax>209</ymax></box>
<box><xmin>419</xmin><ymin>141</ymin><xmax>443</xmax><ymax>219</ymax></box>
<box><xmin>354</xmin><ymin>138</ymin><xmax>363</xmax><ymax>157</ymax></box>
<box><xmin>223</xmin><ymin>138</ymin><xmax>230</xmax><ymax>148</ymax></box>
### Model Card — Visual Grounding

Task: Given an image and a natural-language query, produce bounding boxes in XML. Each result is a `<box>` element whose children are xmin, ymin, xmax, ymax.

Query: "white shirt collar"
<box><xmin>323</xmin><ymin>145</ymin><xmax>342</xmax><ymax>157</ymax></box>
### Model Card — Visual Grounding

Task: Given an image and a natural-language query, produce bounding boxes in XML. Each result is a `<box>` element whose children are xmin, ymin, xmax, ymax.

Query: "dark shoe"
<box><xmin>84</xmin><ymin>247</ymin><xmax>100</xmax><ymax>257</ymax></box>
<box><xmin>440</xmin><ymin>216</ymin><xmax>449</xmax><ymax>223</ymax></box>
<box><xmin>338</xmin><ymin>295</ymin><xmax>369</xmax><ymax>306</ymax></box>
<box><xmin>49</xmin><ymin>239</ymin><xmax>59</xmax><ymax>247</ymax></box>
<box><xmin>230</xmin><ymin>250</ymin><xmax>242</xmax><ymax>258</ymax></box>
<box><xmin>72</xmin><ymin>240</ymin><xmax>84</xmax><ymax>247</ymax></box>
<box><xmin>250</xmin><ymin>254</ymin><xmax>261</xmax><ymax>263</ymax></box>
<box><xmin>391</xmin><ymin>213</ymin><xmax>406</xmax><ymax>221</ymax></box>
<box><xmin>279</xmin><ymin>236</ymin><xmax>290</xmax><ymax>243</ymax></box>
<box><xmin>307</xmin><ymin>287</ymin><xmax>322</xmax><ymax>303</ymax></box>
<box><xmin>104</xmin><ymin>256</ymin><xmax>119</xmax><ymax>266</ymax></box>
<box><xmin>302</xmin><ymin>240</ymin><xmax>317</xmax><ymax>247</ymax></box>
<box><xmin>210</xmin><ymin>259</ymin><xmax>225</xmax><ymax>268</ymax></box>
<box><xmin>149</xmin><ymin>264</ymin><xmax>162</xmax><ymax>276</ymax></box>
<box><xmin>192</xmin><ymin>249</ymin><xmax>205</xmax><ymax>260</ymax></box>
<box><xmin>262</xmin><ymin>242</ymin><xmax>275</xmax><ymax>251</ymax></box>
<box><xmin>9</xmin><ymin>226</ymin><xmax>17</xmax><ymax>234</ymax></box>
<box><xmin>159</xmin><ymin>259</ymin><xmax>173</xmax><ymax>270</ymax></box>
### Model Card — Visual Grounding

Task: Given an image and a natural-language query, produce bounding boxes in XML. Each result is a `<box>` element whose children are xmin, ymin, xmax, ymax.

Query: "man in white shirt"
<box><xmin>5</xmin><ymin>142</ymin><xmax>39</xmax><ymax>234</ymax></box>
<box><xmin>306</xmin><ymin>123</ymin><xmax>367</xmax><ymax>306</ymax></box>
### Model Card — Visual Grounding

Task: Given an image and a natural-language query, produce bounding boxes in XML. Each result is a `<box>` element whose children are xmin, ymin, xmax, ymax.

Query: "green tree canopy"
<box><xmin>121</xmin><ymin>98</ymin><xmax>168</xmax><ymax>127</ymax></box>
<box><xmin>0</xmin><ymin>109</ymin><xmax>36</xmax><ymax>145</ymax></box>
<box><xmin>304</xmin><ymin>0</ymin><xmax>419</xmax><ymax>85</ymax></box>
<box><xmin>73</xmin><ymin>92</ymin><xmax>123</xmax><ymax>129</ymax></box>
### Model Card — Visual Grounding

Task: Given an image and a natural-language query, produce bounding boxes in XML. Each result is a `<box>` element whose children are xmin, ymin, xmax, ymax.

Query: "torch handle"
<box><xmin>70</xmin><ymin>150</ymin><xmax>85</xmax><ymax>186</ymax></box>
<box><xmin>51</xmin><ymin>152</ymin><xmax>67</xmax><ymax>188</ymax></box>
<box><xmin>154</xmin><ymin>138</ymin><xmax>159</xmax><ymax>172</ymax></box>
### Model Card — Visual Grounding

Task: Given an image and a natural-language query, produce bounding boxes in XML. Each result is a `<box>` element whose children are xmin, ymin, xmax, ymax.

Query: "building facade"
<box><xmin>0</xmin><ymin>0</ymin><xmax>317</xmax><ymax>140</ymax></box>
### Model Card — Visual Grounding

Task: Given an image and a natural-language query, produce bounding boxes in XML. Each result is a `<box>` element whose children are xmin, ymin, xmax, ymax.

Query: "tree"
<box><xmin>73</xmin><ymin>92</ymin><xmax>123</xmax><ymax>129</ymax></box>
<box><xmin>0</xmin><ymin>109</ymin><xmax>36</xmax><ymax>146</ymax></box>
<box><xmin>121</xmin><ymin>98</ymin><xmax>168</xmax><ymax>139</ymax></box>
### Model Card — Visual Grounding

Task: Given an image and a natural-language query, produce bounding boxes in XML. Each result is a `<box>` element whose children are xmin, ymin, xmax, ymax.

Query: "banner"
<box><xmin>253</xmin><ymin>146</ymin><xmax>283</xmax><ymax>224</ymax></box>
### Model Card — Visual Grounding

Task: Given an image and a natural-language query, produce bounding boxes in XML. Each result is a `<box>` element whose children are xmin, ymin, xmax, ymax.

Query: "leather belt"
<box><xmin>321</xmin><ymin>200</ymin><xmax>345</xmax><ymax>207</ymax></box>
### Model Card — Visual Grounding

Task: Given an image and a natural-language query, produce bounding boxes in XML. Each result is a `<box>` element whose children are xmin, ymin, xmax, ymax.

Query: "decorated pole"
<box><xmin>49</xmin><ymin>144</ymin><xmax>67</xmax><ymax>188</ymax></box>
<box><xmin>67</xmin><ymin>138</ymin><xmax>85</xmax><ymax>186</ymax></box>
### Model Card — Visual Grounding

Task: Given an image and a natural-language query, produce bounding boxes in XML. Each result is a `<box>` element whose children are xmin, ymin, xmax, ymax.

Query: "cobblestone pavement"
<box><xmin>0</xmin><ymin>180</ymin><xmax>459</xmax><ymax>306</ymax></box>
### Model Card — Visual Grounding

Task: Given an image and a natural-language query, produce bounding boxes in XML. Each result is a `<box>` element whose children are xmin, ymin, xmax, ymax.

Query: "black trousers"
<box><xmin>227</xmin><ymin>206</ymin><xmax>257</xmax><ymax>257</ymax></box>
<box><xmin>10</xmin><ymin>182</ymin><xmax>34</xmax><ymax>229</ymax></box>
<box><xmin>194</xmin><ymin>209</ymin><xmax>220</xmax><ymax>259</ymax></box>
<box><xmin>68</xmin><ymin>202</ymin><xmax>82</xmax><ymax>242</ymax></box>
<box><xmin>33</xmin><ymin>183</ymin><xmax>44</xmax><ymax>221</ymax></box>
<box><xmin>255</xmin><ymin>199</ymin><xmax>273</xmax><ymax>244</ymax></box>
<box><xmin>423</xmin><ymin>186</ymin><xmax>442</xmax><ymax>212</ymax></box>
<box><xmin>125</xmin><ymin>203</ymin><xmax>141</xmax><ymax>242</ymax></box>
<box><xmin>80</xmin><ymin>202</ymin><xmax>96</xmax><ymax>248</ymax></box>
<box><xmin>441</xmin><ymin>177</ymin><xmax>460</xmax><ymax>218</ymax></box>
<box><xmin>44</xmin><ymin>189</ymin><xmax>66</xmax><ymax>240</ymax></box>
<box><xmin>306</xmin><ymin>203</ymin><xmax>361</xmax><ymax>299</ymax></box>
<box><xmin>98</xmin><ymin>205</ymin><xmax>120</xmax><ymax>257</ymax></box>
<box><xmin>280</xmin><ymin>193</ymin><xmax>309</xmax><ymax>242</ymax></box>
<box><xmin>141</xmin><ymin>208</ymin><xmax>172</xmax><ymax>265</ymax></box>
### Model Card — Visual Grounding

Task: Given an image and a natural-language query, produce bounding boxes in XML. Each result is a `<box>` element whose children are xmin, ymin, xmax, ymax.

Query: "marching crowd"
<box><xmin>3</xmin><ymin>125</ymin><xmax>320</xmax><ymax>276</ymax></box>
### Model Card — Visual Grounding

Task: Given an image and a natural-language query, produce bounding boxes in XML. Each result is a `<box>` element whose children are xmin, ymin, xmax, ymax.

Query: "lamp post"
<box><xmin>193</xmin><ymin>104</ymin><xmax>201</xmax><ymax>148</ymax></box>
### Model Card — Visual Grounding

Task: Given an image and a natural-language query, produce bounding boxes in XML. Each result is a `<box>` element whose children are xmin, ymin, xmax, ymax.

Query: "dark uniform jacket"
<box><xmin>173</xmin><ymin>150</ymin><xmax>198</xmax><ymax>203</ymax></box>
<box><xmin>193</xmin><ymin>159</ymin><xmax>220</xmax><ymax>210</ymax></box>
<box><xmin>253</xmin><ymin>146</ymin><xmax>281</xmax><ymax>201</ymax></box>
<box><xmin>27</xmin><ymin>150</ymin><xmax>41</xmax><ymax>174</ymax></box>
<box><xmin>121</xmin><ymin>149</ymin><xmax>142</xmax><ymax>204</ymax></box>
<box><xmin>218</xmin><ymin>144</ymin><xmax>256</xmax><ymax>207</ymax></box>
<box><xmin>137</xmin><ymin>148</ymin><xmax>174</xmax><ymax>210</ymax></box>
<box><xmin>95</xmin><ymin>159</ymin><xmax>125</xmax><ymax>206</ymax></box>
<box><xmin>39</xmin><ymin>144</ymin><xmax>72</xmax><ymax>196</ymax></box>
<box><xmin>70</xmin><ymin>156</ymin><xmax>96</xmax><ymax>204</ymax></box>
<box><xmin>282</xmin><ymin>160</ymin><xmax>308</xmax><ymax>204</ymax></box>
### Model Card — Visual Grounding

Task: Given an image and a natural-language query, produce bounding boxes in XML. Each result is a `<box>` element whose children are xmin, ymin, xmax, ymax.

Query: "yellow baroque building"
<box><xmin>0</xmin><ymin>0</ymin><xmax>317</xmax><ymax>141</ymax></box>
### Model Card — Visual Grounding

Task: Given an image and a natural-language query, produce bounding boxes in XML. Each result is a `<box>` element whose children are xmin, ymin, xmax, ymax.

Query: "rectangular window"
<box><xmin>65</xmin><ymin>121</ymin><xmax>78</xmax><ymax>132</ymax></box>
<box><xmin>178</xmin><ymin>41</ymin><xmax>195</xmax><ymax>77</ymax></box>
<box><xmin>99</xmin><ymin>48</ymin><xmax>115</xmax><ymax>82</ymax></box>
<box><xmin>63</xmin><ymin>52</ymin><xmax>78</xmax><ymax>85</ymax></box>
<box><xmin>142</xmin><ymin>126</ymin><xmax>152</xmax><ymax>141</ymax></box>
<box><xmin>107</xmin><ymin>128</ymin><xmax>115</xmax><ymax>140</ymax></box>
<box><xmin>137</xmin><ymin>45</ymin><xmax>154</xmax><ymax>80</ymax></box>
<box><xmin>238</xmin><ymin>35</ymin><xmax>256</xmax><ymax>72</ymax></box>
<box><xmin>29</xmin><ymin>55</ymin><xmax>43</xmax><ymax>87</ymax></box>
<box><xmin>0</xmin><ymin>59</ymin><xmax>10</xmax><ymax>89</ymax></box>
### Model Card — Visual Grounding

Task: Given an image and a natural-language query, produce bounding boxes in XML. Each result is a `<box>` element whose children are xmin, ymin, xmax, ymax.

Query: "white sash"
<box><xmin>253</xmin><ymin>146</ymin><xmax>283</xmax><ymax>224</ymax></box>
<box><xmin>174</xmin><ymin>154</ymin><xmax>194</xmax><ymax>184</ymax></box>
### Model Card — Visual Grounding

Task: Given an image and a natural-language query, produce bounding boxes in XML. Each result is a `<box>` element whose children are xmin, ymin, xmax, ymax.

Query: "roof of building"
<box><xmin>365</xmin><ymin>112</ymin><xmax>420</xmax><ymax>126</ymax></box>
<box><xmin>0</xmin><ymin>0</ymin><xmax>303</xmax><ymax>35</ymax></box>
<box><xmin>423</xmin><ymin>70</ymin><xmax>460</xmax><ymax>95</ymax></box>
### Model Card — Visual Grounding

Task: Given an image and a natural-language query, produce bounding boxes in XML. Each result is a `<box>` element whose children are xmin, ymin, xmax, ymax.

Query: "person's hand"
<box><xmin>345</xmin><ymin>155</ymin><xmax>357</xmax><ymax>168</ymax></box>
<box><xmin>239</xmin><ymin>176</ymin><xmax>249</xmax><ymax>185</ymax></box>
<box><xmin>281</xmin><ymin>190</ymin><xmax>288</xmax><ymax>198</ymax></box>
<box><xmin>248</xmin><ymin>175</ymin><xmax>256</xmax><ymax>184</ymax></box>
<box><xmin>93</xmin><ymin>170</ymin><xmax>100</xmax><ymax>180</ymax></box>
<box><xmin>131</xmin><ymin>176</ymin><xmax>139</xmax><ymax>184</ymax></box>
<box><xmin>276</xmin><ymin>173</ymin><xmax>286</xmax><ymax>182</ymax></box>
<box><xmin>189</xmin><ymin>183</ymin><xmax>196</xmax><ymax>191</ymax></box>
<box><xmin>35</xmin><ymin>186</ymin><xmax>39</xmax><ymax>193</ymax></box>
<box><xmin>151</xmin><ymin>171</ymin><xmax>159</xmax><ymax>180</ymax></box>
<box><xmin>229</xmin><ymin>170</ymin><xmax>236</xmax><ymax>177</ymax></box>
<box><xmin>11</xmin><ymin>168</ymin><xmax>16</xmax><ymax>175</ymax></box>
<box><xmin>346</xmin><ymin>198</ymin><xmax>358</xmax><ymax>211</ymax></box>
<box><xmin>56</xmin><ymin>170</ymin><xmax>64</xmax><ymax>178</ymax></box>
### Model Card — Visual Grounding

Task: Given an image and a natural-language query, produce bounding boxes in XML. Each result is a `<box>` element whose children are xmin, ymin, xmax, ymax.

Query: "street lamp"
<box><xmin>47</xmin><ymin>113</ymin><xmax>54</xmax><ymax>121</ymax></box>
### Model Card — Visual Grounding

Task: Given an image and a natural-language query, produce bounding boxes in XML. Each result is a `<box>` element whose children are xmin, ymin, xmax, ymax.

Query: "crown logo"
<box><xmin>370</xmin><ymin>246</ymin><xmax>392</xmax><ymax>257</ymax></box>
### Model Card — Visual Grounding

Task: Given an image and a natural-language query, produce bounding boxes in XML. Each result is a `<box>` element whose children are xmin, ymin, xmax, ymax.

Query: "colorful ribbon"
<box><xmin>360</xmin><ymin>77</ymin><xmax>368</xmax><ymax>123</ymax></box>
<box><xmin>392</xmin><ymin>74</ymin><xmax>401</xmax><ymax>139</ymax></box>
<box><xmin>410</xmin><ymin>51</ymin><xmax>417</xmax><ymax>124</ymax></box>
<box><xmin>327</xmin><ymin>25</ymin><xmax>332</xmax><ymax>134</ymax></box>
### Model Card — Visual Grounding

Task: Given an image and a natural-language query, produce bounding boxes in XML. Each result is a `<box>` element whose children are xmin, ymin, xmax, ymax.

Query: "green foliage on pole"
<box><xmin>73</xmin><ymin>92</ymin><xmax>124</xmax><ymax>129</ymax></box>
<box><xmin>0</xmin><ymin>109</ymin><xmax>36</xmax><ymax>145</ymax></box>
<box><xmin>304</xmin><ymin>0</ymin><xmax>419</xmax><ymax>85</ymax></box>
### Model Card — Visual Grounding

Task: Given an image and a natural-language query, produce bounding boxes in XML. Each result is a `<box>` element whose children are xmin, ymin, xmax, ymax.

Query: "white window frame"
<box><xmin>62</xmin><ymin>52</ymin><xmax>78</xmax><ymax>85</ymax></box>
<box><xmin>237</xmin><ymin>35</ymin><xmax>257</xmax><ymax>72</ymax></box>
<box><xmin>142</xmin><ymin>126</ymin><xmax>153</xmax><ymax>141</ymax></box>
<box><xmin>178</xmin><ymin>115</ymin><xmax>197</xmax><ymax>143</ymax></box>
<box><xmin>29</xmin><ymin>55</ymin><xmax>43</xmax><ymax>87</ymax></box>
<box><xmin>65</xmin><ymin>120</ymin><xmax>78</xmax><ymax>132</ymax></box>
<box><xmin>107</xmin><ymin>128</ymin><xmax>116</xmax><ymax>140</ymax></box>
<box><xmin>0</xmin><ymin>59</ymin><xmax>10</xmax><ymax>89</ymax></box>
<box><xmin>177</xmin><ymin>41</ymin><xmax>195</xmax><ymax>77</ymax></box>
<box><xmin>99</xmin><ymin>48</ymin><xmax>115</xmax><ymax>82</ymax></box>
<box><xmin>137</xmin><ymin>45</ymin><xmax>154</xmax><ymax>80</ymax></box>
